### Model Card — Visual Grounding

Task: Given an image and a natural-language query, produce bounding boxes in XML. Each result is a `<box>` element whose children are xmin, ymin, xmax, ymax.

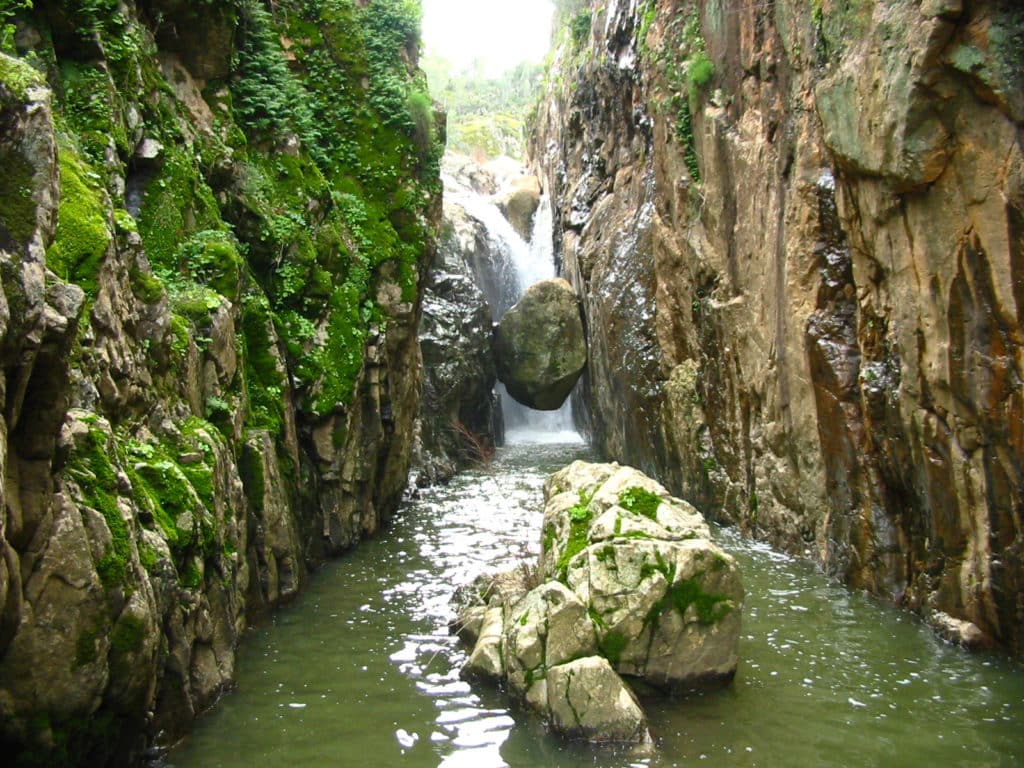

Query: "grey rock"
<box><xmin>495</xmin><ymin>278</ymin><xmax>586</xmax><ymax>410</ymax></box>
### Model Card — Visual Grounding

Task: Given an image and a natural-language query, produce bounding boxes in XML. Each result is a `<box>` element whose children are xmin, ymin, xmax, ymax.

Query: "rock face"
<box><xmin>415</xmin><ymin>210</ymin><xmax>500</xmax><ymax>484</ymax></box>
<box><xmin>495</xmin><ymin>278</ymin><xmax>587</xmax><ymax>410</ymax></box>
<box><xmin>454</xmin><ymin>461</ymin><xmax>742</xmax><ymax>743</ymax></box>
<box><xmin>531</xmin><ymin>0</ymin><xmax>1023</xmax><ymax>654</ymax></box>
<box><xmin>0</xmin><ymin>1</ymin><xmax>441</xmax><ymax>764</ymax></box>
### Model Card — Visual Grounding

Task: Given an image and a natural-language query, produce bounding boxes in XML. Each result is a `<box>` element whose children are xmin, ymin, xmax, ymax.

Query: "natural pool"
<box><xmin>165</xmin><ymin>440</ymin><xmax>1023</xmax><ymax>768</ymax></box>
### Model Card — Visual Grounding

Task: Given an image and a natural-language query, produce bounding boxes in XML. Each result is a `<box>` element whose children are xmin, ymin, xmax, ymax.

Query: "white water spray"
<box><xmin>496</xmin><ymin>196</ymin><xmax>580</xmax><ymax>445</ymax></box>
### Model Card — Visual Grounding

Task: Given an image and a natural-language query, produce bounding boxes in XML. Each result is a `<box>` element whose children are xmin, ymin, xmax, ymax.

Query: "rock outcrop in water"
<box><xmin>454</xmin><ymin>461</ymin><xmax>742</xmax><ymax>744</ymax></box>
<box><xmin>0</xmin><ymin>1</ymin><xmax>441</xmax><ymax>763</ymax></box>
<box><xmin>495</xmin><ymin>278</ymin><xmax>587</xmax><ymax>410</ymax></box>
<box><xmin>531</xmin><ymin>0</ymin><xmax>1023</xmax><ymax>654</ymax></box>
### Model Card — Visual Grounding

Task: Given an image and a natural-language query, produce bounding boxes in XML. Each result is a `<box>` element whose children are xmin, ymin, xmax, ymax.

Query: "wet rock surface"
<box><xmin>495</xmin><ymin>278</ymin><xmax>587</xmax><ymax>410</ymax></box>
<box><xmin>0</xmin><ymin>2</ymin><xmax>441</xmax><ymax>763</ymax></box>
<box><xmin>530</xmin><ymin>0</ymin><xmax>1024</xmax><ymax>655</ymax></box>
<box><xmin>453</xmin><ymin>461</ymin><xmax>742</xmax><ymax>744</ymax></box>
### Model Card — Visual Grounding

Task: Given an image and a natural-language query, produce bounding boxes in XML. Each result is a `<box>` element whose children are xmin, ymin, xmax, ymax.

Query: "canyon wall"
<box><xmin>531</xmin><ymin>0</ymin><xmax>1022</xmax><ymax>654</ymax></box>
<box><xmin>0</xmin><ymin>1</ymin><xmax>441</xmax><ymax>764</ymax></box>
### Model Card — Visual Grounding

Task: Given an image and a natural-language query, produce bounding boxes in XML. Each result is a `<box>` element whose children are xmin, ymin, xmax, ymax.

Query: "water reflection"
<box><xmin>167</xmin><ymin>443</ymin><xmax>1023</xmax><ymax>768</ymax></box>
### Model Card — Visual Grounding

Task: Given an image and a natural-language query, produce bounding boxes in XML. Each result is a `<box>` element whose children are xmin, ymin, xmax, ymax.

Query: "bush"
<box><xmin>570</xmin><ymin>11</ymin><xmax>591</xmax><ymax>50</ymax></box>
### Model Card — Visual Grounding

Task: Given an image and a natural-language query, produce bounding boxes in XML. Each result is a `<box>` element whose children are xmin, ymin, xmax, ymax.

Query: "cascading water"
<box><xmin>445</xmin><ymin>184</ymin><xmax>580</xmax><ymax>443</ymax></box>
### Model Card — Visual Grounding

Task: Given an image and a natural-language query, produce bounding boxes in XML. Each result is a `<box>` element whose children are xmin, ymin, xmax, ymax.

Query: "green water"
<box><xmin>165</xmin><ymin>441</ymin><xmax>1023</xmax><ymax>768</ymax></box>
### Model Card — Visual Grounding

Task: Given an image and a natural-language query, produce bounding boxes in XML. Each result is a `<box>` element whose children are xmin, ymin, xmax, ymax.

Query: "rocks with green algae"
<box><xmin>453</xmin><ymin>461</ymin><xmax>743</xmax><ymax>745</ymax></box>
<box><xmin>0</xmin><ymin>0</ymin><xmax>442</xmax><ymax>763</ymax></box>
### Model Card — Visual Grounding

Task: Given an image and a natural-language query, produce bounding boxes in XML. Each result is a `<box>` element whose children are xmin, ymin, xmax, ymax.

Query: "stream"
<box><xmin>166</xmin><ymin>437</ymin><xmax>1023</xmax><ymax>768</ymax></box>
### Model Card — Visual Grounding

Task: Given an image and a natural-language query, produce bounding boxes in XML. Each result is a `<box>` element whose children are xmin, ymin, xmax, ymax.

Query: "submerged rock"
<box><xmin>494</xmin><ymin>278</ymin><xmax>587</xmax><ymax>410</ymax></box>
<box><xmin>452</xmin><ymin>461</ymin><xmax>742</xmax><ymax>744</ymax></box>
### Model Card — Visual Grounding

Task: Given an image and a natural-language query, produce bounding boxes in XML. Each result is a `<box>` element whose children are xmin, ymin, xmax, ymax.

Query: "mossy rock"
<box><xmin>46</xmin><ymin>145</ymin><xmax>111</xmax><ymax>295</ymax></box>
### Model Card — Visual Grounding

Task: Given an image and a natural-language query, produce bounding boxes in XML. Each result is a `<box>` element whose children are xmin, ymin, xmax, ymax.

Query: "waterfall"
<box><xmin>498</xmin><ymin>195</ymin><xmax>578</xmax><ymax>443</ymax></box>
<box><xmin>446</xmin><ymin>181</ymin><xmax>582</xmax><ymax>444</ymax></box>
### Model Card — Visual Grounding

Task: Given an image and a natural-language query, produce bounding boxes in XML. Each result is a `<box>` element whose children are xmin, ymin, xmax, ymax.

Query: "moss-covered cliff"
<box><xmin>531</xmin><ymin>0</ymin><xmax>1022</xmax><ymax>655</ymax></box>
<box><xmin>0</xmin><ymin>0</ymin><xmax>441</xmax><ymax>764</ymax></box>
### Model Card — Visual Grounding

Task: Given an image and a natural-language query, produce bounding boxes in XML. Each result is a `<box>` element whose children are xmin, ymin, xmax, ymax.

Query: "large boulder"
<box><xmin>543</xmin><ymin>462</ymin><xmax>744</xmax><ymax>689</ymax></box>
<box><xmin>452</xmin><ymin>461</ymin><xmax>743</xmax><ymax>745</ymax></box>
<box><xmin>495</xmin><ymin>278</ymin><xmax>586</xmax><ymax>410</ymax></box>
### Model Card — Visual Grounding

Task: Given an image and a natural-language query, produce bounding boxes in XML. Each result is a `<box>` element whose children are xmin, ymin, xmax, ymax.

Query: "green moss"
<box><xmin>169</xmin><ymin>230</ymin><xmax>244</xmax><ymax>301</ymax></box>
<box><xmin>180</xmin><ymin>560</ymin><xmax>203</xmax><ymax>590</ymax></box>
<box><xmin>241</xmin><ymin>293</ymin><xmax>286</xmax><ymax>434</ymax></box>
<box><xmin>618</xmin><ymin>486</ymin><xmax>662</xmax><ymax>521</ymax></box>
<box><xmin>556</xmin><ymin>489</ymin><xmax>595</xmax><ymax>582</ymax></box>
<box><xmin>598</xmin><ymin>630</ymin><xmax>628</xmax><ymax>666</ymax></box>
<box><xmin>57</xmin><ymin>60</ymin><xmax>128</xmax><ymax>167</ymax></box>
<box><xmin>129</xmin><ymin>263</ymin><xmax>164</xmax><ymax>304</ymax></box>
<box><xmin>0</xmin><ymin>51</ymin><xmax>44</xmax><ymax>100</ymax></box>
<box><xmin>569</xmin><ymin>11</ymin><xmax>592</xmax><ymax>51</ymax></box>
<box><xmin>124</xmin><ymin>418</ymin><xmax>223</xmax><ymax>567</ymax></box>
<box><xmin>138</xmin><ymin>148</ymin><xmax>223</xmax><ymax>273</ymax></box>
<box><xmin>665</xmin><ymin>576</ymin><xmax>732</xmax><ymax>624</ymax></box>
<box><xmin>46</xmin><ymin>146</ymin><xmax>111</xmax><ymax>295</ymax></box>
<box><xmin>0</xmin><ymin>151</ymin><xmax>37</xmax><ymax>246</ymax></box>
<box><xmin>641</xmin><ymin>549</ymin><xmax>732</xmax><ymax>627</ymax></box>
<box><xmin>168</xmin><ymin>313</ymin><xmax>191</xmax><ymax>363</ymax></box>
<box><xmin>73</xmin><ymin>626</ymin><xmax>101</xmax><ymax>669</ymax></box>
<box><xmin>542</xmin><ymin>524</ymin><xmax>556</xmax><ymax>554</ymax></box>
<box><xmin>139</xmin><ymin>544</ymin><xmax>159</xmax><ymax>572</ymax></box>
<box><xmin>110</xmin><ymin>614</ymin><xmax>145</xmax><ymax>654</ymax></box>
<box><xmin>64</xmin><ymin>428</ymin><xmax>131</xmax><ymax>588</ymax></box>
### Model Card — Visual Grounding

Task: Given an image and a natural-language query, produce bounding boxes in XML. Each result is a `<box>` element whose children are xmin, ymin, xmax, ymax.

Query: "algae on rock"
<box><xmin>0</xmin><ymin>1</ymin><xmax>442</xmax><ymax>764</ymax></box>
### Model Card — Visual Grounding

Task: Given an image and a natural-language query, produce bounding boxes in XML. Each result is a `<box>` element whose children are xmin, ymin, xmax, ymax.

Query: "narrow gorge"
<box><xmin>0</xmin><ymin>0</ymin><xmax>1020</xmax><ymax>766</ymax></box>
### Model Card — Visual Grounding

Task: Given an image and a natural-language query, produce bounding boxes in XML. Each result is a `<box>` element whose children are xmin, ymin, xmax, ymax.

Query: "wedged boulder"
<box><xmin>546</xmin><ymin>656</ymin><xmax>650</xmax><ymax>744</ymax></box>
<box><xmin>494</xmin><ymin>278</ymin><xmax>586</xmax><ymax>410</ymax></box>
<box><xmin>452</xmin><ymin>461</ymin><xmax>743</xmax><ymax>745</ymax></box>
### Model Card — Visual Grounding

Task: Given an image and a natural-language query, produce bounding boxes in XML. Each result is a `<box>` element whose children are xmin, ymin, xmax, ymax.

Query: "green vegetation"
<box><xmin>642</xmin><ymin>550</ymin><xmax>732</xmax><ymax>628</ymax></box>
<box><xmin>598</xmin><ymin>630</ymin><xmax>628</xmax><ymax>666</ymax></box>
<box><xmin>636</xmin><ymin>6</ymin><xmax>713</xmax><ymax>184</ymax></box>
<box><xmin>618</xmin><ymin>486</ymin><xmax>662</xmax><ymax>521</ymax></box>
<box><xmin>63</xmin><ymin>427</ymin><xmax>131</xmax><ymax>588</ymax></box>
<box><xmin>570</xmin><ymin>11</ymin><xmax>592</xmax><ymax>51</ymax></box>
<box><xmin>424</xmin><ymin>57</ymin><xmax>543</xmax><ymax>159</ymax></box>
<box><xmin>0</xmin><ymin>150</ymin><xmax>36</xmax><ymax>245</ymax></box>
<box><xmin>0</xmin><ymin>48</ymin><xmax>43</xmax><ymax>97</ymax></box>
<box><xmin>0</xmin><ymin>2</ymin><xmax>32</xmax><ymax>55</ymax></box>
<box><xmin>46</xmin><ymin>144</ymin><xmax>111</xmax><ymax>295</ymax></box>
<box><xmin>556</xmin><ymin>488</ymin><xmax>595</xmax><ymax>581</ymax></box>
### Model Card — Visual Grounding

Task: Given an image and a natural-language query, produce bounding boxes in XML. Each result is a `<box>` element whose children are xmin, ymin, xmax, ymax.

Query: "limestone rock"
<box><xmin>415</xmin><ymin>255</ymin><xmax>498</xmax><ymax>484</ymax></box>
<box><xmin>495</xmin><ymin>278</ymin><xmax>587</xmax><ymax>410</ymax></box>
<box><xmin>543</xmin><ymin>462</ymin><xmax>743</xmax><ymax>689</ymax></box>
<box><xmin>546</xmin><ymin>656</ymin><xmax>650</xmax><ymax>744</ymax></box>
<box><xmin>454</xmin><ymin>461</ymin><xmax>741</xmax><ymax>744</ymax></box>
<box><xmin>0</xmin><ymin>2</ymin><xmax>442</xmax><ymax>763</ymax></box>
<box><xmin>503</xmin><ymin>581</ymin><xmax>598</xmax><ymax>703</ymax></box>
<box><xmin>462</xmin><ymin>605</ymin><xmax>505</xmax><ymax>681</ymax></box>
<box><xmin>529</xmin><ymin>0</ymin><xmax>1024</xmax><ymax>655</ymax></box>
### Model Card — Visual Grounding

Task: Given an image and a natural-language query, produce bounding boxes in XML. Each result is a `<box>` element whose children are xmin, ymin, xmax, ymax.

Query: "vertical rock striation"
<box><xmin>0</xmin><ymin>1</ymin><xmax>441</xmax><ymax>764</ymax></box>
<box><xmin>531</xmin><ymin>0</ymin><xmax>1022</xmax><ymax>654</ymax></box>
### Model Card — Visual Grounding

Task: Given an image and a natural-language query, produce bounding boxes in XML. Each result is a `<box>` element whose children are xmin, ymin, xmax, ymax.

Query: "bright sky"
<box><xmin>421</xmin><ymin>0</ymin><xmax>555</xmax><ymax>76</ymax></box>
